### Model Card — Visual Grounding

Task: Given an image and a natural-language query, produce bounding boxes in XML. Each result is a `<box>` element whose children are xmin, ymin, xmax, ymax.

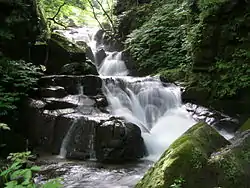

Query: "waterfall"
<box><xmin>98</xmin><ymin>52</ymin><xmax>129</xmax><ymax>76</ymax></box>
<box><xmin>57</xmin><ymin>27</ymin><xmax>197</xmax><ymax>161</ymax></box>
<box><xmin>85</xmin><ymin>29</ymin><xmax>197</xmax><ymax>161</ymax></box>
<box><xmin>103</xmin><ymin>76</ymin><xmax>196</xmax><ymax>161</ymax></box>
<box><xmin>59</xmin><ymin>119</ymin><xmax>78</xmax><ymax>158</ymax></box>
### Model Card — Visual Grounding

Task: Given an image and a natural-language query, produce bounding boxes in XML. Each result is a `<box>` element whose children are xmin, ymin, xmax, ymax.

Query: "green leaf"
<box><xmin>30</xmin><ymin>166</ymin><xmax>41</xmax><ymax>172</ymax></box>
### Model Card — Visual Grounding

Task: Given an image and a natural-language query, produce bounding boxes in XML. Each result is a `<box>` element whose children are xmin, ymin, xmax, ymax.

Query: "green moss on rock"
<box><xmin>207</xmin><ymin>131</ymin><xmax>250</xmax><ymax>188</ymax></box>
<box><xmin>136</xmin><ymin>122</ymin><xmax>229</xmax><ymax>188</ymax></box>
<box><xmin>46</xmin><ymin>33</ymin><xmax>87</xmax><ymax>74</ymax></box>
<box><xmin>238</xmin><ymin>119</ymin><xmax>250</xmax><ymax>132</ymax></box>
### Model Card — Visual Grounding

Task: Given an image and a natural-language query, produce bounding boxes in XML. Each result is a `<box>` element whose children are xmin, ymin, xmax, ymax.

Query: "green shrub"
<box><xmin>0</xmin><ymin>152</ymin><xmax>62</xmax><ymax>188</ymax></box>
<box><xmin>0</xmin><ymin>58</ymin><xmax>42</xmax><ymax>118</ymax></box>
<box><xmin>126</xmin><ymin>1</ymin><xmax>191</xmax><ymax>75</ymax></box>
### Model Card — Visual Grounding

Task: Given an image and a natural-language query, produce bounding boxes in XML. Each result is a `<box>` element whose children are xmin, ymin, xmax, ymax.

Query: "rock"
<box><xmin>182</xmin><ymin>87</ymin><xmax>209</xmax><ymax>105</ymax></box>
<box><xmin>46</xmin><ymin>33</ymin><xmax>86</xmax><ymax>74</ymax></box>
<box><xmin>43</xmin><ymin>97</ymin><xmax>79</xmax><ymax>110</ymax></box>
<box><xmin>95</xmin><ymin>118</ymin><xmax>146</xmax><ymax>163</ymax></box>
<box><xmin>85</xmin><ymin>46</ymin><xmax>95</xmax><ymax>63</ymax></box>
<box><xmin>238</xmin><ymin>118</ymin><xmax>250</xmax><ymax>132</ymax></box>
<box><xmin>136</xmin><ymin>122</ymin><xmax>229</xmax><ymax>188</ymax></box>
<box><xmin>93</xmin><ymin>95</ymin><xmax>109</xmax><ymax>112</ymax></box>
<box><xmin>39</xmin><ymin>75</ymin><xmax>103</xmax><ymax>95</ymax></box>
<box><xmin>40</xmin><ymin>86</ymin><xmax>67</xmax><ymax>98</ymax></box>
<box><xmin>22</xmin><ymin>94</ymin><xmax>103</xmax><ymax>154</ymax></box>
<box><xmin>94</xmin><ymin>29</ymin><xmax>104</xmax><ymax>46</ymax></box>
<box><xmin>207</xmin><ymin>130</ymin><xmax>250</xmax><ymax>188</ymax></box>
<box><xmin>121</xmin><ymin>50</ymin><xmax>137</xmax><ymax>75</ymax></box>
<box><xmin>65</xmin><ymin>116</ymin><xmax>98</xmax><ymax>160</ymax></box>
<box><xmin>80</xmin><ymin>75</ymin><xmax>103</xmax><ymax>96</ymax></box>
<box><xmin>95</xmin><ymin>49</ymin><xmax>106</xmax><ymax>66</ymax></box>
<box><xmin>60</xmin><ymin>61</ymin><xmax>98</xmax><ymax>75</ymax></box>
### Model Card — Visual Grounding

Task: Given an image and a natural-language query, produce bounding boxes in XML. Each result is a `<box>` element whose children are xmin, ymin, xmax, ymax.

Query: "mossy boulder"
<box><xmin>238</xmin><ymin>118</ymin><xmax>250</xmax><ymax>132</ymax></box>
<box><xmin>60</xmin><ymin>60</ymin><xmax>98</xmax><ymax>76</ymax></box>
<box><xmin>0</xmin><ymin>0</ymin><xmax>47</xmax><ymax>60</ymax></box>
<box><xmin>207</xmin><ymin>130</ymin><xmax>250</xmax><ymax>188</ymax></box>
<box><xmin>136</xmin><ymin>122</ymin><xmax>229</xmax><ymax>188</ymax></box>
<box><xmin>46</xmin><ymin>33</ymin><xmax>87</xmax><ymax>74</ymax></box>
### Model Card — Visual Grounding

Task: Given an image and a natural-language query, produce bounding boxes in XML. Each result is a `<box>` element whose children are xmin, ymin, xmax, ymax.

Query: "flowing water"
<box><xmin>48</xmin><ymin>27</ymin><xmax>234</xmax><ymax>187</ymax></box>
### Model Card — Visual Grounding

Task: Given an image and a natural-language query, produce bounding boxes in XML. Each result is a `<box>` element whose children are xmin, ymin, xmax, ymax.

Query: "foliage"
<box><xmin>123</xmin><ymin>0</ymin><xmax>250</xmax><ymax>100</ymax></box>
<box><xmin>170</xmin><ymin>177</ymin><xmax>185</xmax><ymax>188</ymax></box>
<box><xmin>0</xmin><ymin>152</ymin><xmax>62</xmax><ymax>188</ymax></box>
<box><xmin>0</xmin><ymin>58</ymin><xmax>42</xmax><ymax>118</ymax></box>
<box><xmin>0</xmin><ymin>123</ymin><xmax>10</xmax><ymax>131</ymax></box>
<box><xmin>126</xmin><ymin>1</ymin><xmax>191</xmax><ymax>75</ymax></box>
<box><xmin>39</xmin><ymin>0</ymin><xmax>115</xmax><ymax>29</ymax></box>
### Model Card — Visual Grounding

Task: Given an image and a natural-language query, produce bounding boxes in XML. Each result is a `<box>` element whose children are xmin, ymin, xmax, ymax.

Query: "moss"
<box><xmin>136</xmin><ymin>122</ymin><xmax>229</xmax><ymax>188</ymax></box>
<box><xmin>239</xmin><ymin>119</ymin><xmax>250</xmax><ymax>132</ymax></box>
<box><xmin>50</xmin><ymin>33</ymin><xmax>86</xmax><ymax>53</ymax></box>
<box><xmin>46</xmin><ymin>33</ymin><xmax>87</xmax><ymax>74</ymax></box>
<box><xmin>207</xmin><ymin>132</ymin><xmax>250</xmax><ymax>188</ymax></box>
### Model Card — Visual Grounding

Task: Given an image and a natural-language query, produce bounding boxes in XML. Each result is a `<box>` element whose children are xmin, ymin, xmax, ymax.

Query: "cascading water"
<box><xmin>99</xmin><ymin>52</ymin><xmax>129</xmax><ymax>76</ymax></box>
<box><xmin>65</xmin><ymin>27</ymin><xmax>197</xmax><ymax>161</ymax></box>
<box><xmin>103</xmin><ymin>76</ymin><xmax>196</xmax><ymax>161</ymax></box>
<box><xmin>44</xmin><ymin>27</ymin><xmax>236</xmax><ymax>188</ymax></box>
<box><xmin>59</xmin><ymin>119</ymin><xmax>78</xmax><ymax>158</ymax></box>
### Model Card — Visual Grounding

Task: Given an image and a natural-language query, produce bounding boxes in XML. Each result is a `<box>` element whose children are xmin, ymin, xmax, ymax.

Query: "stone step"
<box><xmin>22</xmin><ymin>98</ymin><xmax>146</xmax><ymax>162</ymax></box>
<box><xmin>39</xmin><ymin>75</ymin><xmax>103</xmax><ymax>96</ymax></box>
<box><xmin>40</xmin><ymin>86</ymin><xmax>67</xmax><ymax>98</ymax></box>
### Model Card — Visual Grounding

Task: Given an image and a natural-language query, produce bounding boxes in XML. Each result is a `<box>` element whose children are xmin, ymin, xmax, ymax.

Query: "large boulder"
<box><xmin>136</xmin><ymin>122</ymin><xmax>229</xmax><ymax>188</ymax></box>
<box><xmin>95</xmin><ymin>49</ymin><xmax>106</xmax><ymax>66</ymax></box>
<box><xmin>95</xmin><ymin>118</ymin><xmax>146</xmax><ymax>163</ymax></box>
<box><xmin>39</xmin><ymin>75</ymin><xmax>103</xmax><ymax>96</ymax></box>
<box><xmin>0</xmin><ymin>0</ymin><xmax>47</xmax><ymax>61</ymax></box>
<box><xmin>46</xmin><ymin>33</ymin><xmax>87</xmax><ymax>74</ymax></box>
<box><xmin>60</xmin><ymin>61</ymin><xmax>98</xmax><ymax>76</ymax></box>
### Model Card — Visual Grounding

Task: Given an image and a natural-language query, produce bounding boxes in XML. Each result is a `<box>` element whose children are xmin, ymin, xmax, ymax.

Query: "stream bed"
<box><xmin>37</xmin><ymin>156</ymin><xmax>151</xmax><ymax>188</ymax></box>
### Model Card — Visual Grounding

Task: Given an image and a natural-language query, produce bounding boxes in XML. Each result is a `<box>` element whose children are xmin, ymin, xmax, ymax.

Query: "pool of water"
<box><xmin>37</xmin><ymin>156</ymin><xmax>152</xmax><ymax>188</ymax></box>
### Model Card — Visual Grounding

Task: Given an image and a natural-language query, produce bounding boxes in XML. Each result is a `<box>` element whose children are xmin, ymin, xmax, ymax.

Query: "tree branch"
<box><xmin>95</xmin><ymin>0</ymin><xmax>116</xmax><ymax>33</ymax></box>
<box><xmin>47</xmin><ymin>2</ymin><xmax>67</xmax><ymax>29</ymax></box>
<box><xmin>87</xmin><ymin>0</ymin><xmax>105</xmax><ymax>31</ymax></box>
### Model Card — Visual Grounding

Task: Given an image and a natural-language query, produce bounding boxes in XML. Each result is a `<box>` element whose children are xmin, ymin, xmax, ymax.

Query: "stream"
<box><xmin>38</xmin><ymin>27</ymin><xmax>235</xmax><ymax>187</ymax></box>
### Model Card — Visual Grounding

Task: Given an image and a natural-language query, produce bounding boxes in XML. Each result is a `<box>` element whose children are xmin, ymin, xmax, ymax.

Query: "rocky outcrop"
<box><xmin>23</xmin><ymin>75</ymin><xmax>146</xmax><ymax>163</ymax></box>
<box><xmin>136</xmin><ymin>120</ymin><xmax>250</xmax><ymax>188</ymax></box>
<box><xmin>46</xmin><ymin>33</ymin><xmax>87</xmax><ymax>74</ymax></box>
<box><xmin>136</xmin><ymin>122</ymin><xmax>229</xmax><ymax>188</ymax></box>
<box><xmin>0</xmin><ymin>0</ymin><xmax>47</xmax><ymax>60</ymax></box>
<box><xmin>60</xmin><ymin>61</ymin><xmax>98</xmax><ymax>76</ymax></box>
<box><xmin>95</xmin><ymin>118</ymin><xmax>146</xmax><ymax>163</ymax></box>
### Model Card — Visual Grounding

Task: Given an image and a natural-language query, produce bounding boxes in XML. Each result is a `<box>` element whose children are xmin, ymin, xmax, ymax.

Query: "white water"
<box><xmin>59</xmin><ymin>119</ymin><xmax>78</xmax><ymax>158</ymax></box>
<box><xmin>57</xmin><ymin>27</ymin><xmax>197</xmax><ymax>161</ymax></box>
<box><xmin>99</xmin><ymin>52</ymin><xmax>129</xmax><ymax>76</ymax></box>
<box><xmin>103</xmin><ymin>76</ymin><xmax>196</xmax><ymax>161</ymax></box>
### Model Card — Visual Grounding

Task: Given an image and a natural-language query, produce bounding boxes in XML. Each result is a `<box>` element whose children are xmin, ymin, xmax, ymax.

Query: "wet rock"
<box><xmin>22</xmin><ymin>95</ymin><xmax>102</xmax><ymax>154</ymax></box>
<box><xmin>39</xmin><ymin>75</ymin><xmax>103</xmax><ymax>95</ymax></box>
<box><xmin>95</xmin><ymin>118</ymin><xmax>146</xmax><ymax>163</ymax></box>
<box><xmin>65</xmin><ymin>116</ymin><xmax>100</xmax><ymax>160</ymax></box>
<box><xmin>44</xmin><ymin>97</ymin><xmax>78</xmax><ymax>110</ymax></box>
<box><xmin>95</xmin><ymin>49</ymin><xmax>106</xmax><ymax>66</ymax></box>
<box><xmin>40</xmin><ymin>86</ymin><xmax>67</xmax><ymax>98</ymax></box>
<box><xmin>81</xmin><ymin>75</ymin><xmax>103</xmax><ymax>96</ymax></box>
<box><xmin>39</xmin><ymin>75</ymin><xmax>80</xmax><ymax>94</ymax></box>
<box><xmin>185</xmin><ymin>103</ymin><xmax>240</xmax><ymax>135</ymax></box>
<box><xmin>136</xmin><ymin>122</ymin><xmax>229</xmax><ymax>188</ymax></box>
<box><xmin>94</xmin><ymin>29</ymin><xmax>104</xmax><ymax>46</ymax></box>
<box><xmin>93</xmin><ymin>95</ymin><xmax>109</xmax><ymax>111</ymax></box>
<box><xmin>46</xmin><ymin>33</ymin><xmax>86</xmax><ymax>74</ymax></box>
<box><xmin>182</xmin><ymin>87</ymin><xmax>209</xmax><ymax>105</ymax></box>
<box><xmin>60</xmin><ymin>61</ymin><xmax>98</xmax><ymax>75</ymax></box>
<box><xmin>238</xmin><ymin>118</ymin><xmax>250</xmax><ymax>132</ymax></box>
<box><xmin>121</xmin><ymin>50</ymin><xmax>137</xmax><ymax>76</ymax></box>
